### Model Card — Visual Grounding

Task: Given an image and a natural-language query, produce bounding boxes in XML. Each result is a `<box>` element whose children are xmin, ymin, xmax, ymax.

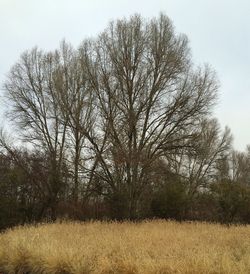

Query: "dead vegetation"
<box><xmin>0</xmin><ymin>220</ymin><xmax>249</xmax><ymax>274</ymax></box>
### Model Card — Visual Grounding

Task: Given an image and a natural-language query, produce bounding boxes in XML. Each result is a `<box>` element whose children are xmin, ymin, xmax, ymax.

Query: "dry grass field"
<box><xmin>0</xmin><ymin>220</ymin><xmax>249</xmax><ymax>274</ymax></box>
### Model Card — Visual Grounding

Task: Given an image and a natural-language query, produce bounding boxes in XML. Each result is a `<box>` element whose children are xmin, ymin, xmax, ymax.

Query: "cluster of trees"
<box><xmin>1</xmin><ymin>14</ymin><xmax>250</xmax><ymax>229</ymax></box>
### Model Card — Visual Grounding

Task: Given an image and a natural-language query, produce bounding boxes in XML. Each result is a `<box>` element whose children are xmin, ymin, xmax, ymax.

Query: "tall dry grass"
<box><xmin>0</xmin><ymin>220</ymin><xmax>249</xmax><ymax>274</ymax></box>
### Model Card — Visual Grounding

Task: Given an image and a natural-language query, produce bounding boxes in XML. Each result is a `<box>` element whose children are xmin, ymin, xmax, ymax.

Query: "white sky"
<box><xmin>0</xmin><ymin>0</ymin><xmax>250</xmax><ymax>151</ymax></box>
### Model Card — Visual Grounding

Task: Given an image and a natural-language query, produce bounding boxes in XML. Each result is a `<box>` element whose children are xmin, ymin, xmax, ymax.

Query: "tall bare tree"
<box><xmin>3</xmin><ymin>13</ymin><xmax>224</xmax><ymax>220</ymax></box>
<box><xmin>53</xmin><ymin>41</ymin><xmax>95</xmax><ymax>203</ymax></box>
<box><xmin>4</xmin><ymin>48</ymin><xmax>69</xmax><ymax>219</ymax></box>
<box><xmin>77</xmin><ymin>14</ymin><xmax>218</xmax><ymax>218</ymax></box>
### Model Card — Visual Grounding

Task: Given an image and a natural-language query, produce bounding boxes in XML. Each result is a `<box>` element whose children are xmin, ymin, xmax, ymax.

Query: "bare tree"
<box><xmin>3</xmin><ymin>13</ymin><xmax>224</xmax><ymax>220</ymax></box>
<box><xmin>77</xmin><ymin>14</ymin><xmax>218</xmax><ymax>218</ymax></box>
<box><xmin>221</xmin><ymin>147</ymin><xmax>250</xmax><ymax>185</ymax></box>
<box><xmin>168</xmin><ymin>118</ymin><xmax>232</xmax><ymax>198</ymax></box>
<box><xmin>52</xmin><ymin>41</ymin><xmax>95</xmax><ymax>203</ymax></box>
<box><xmin>4</xmin><ymin>48</ymin><xmax>69</xmax><ymax>219</ymax></box>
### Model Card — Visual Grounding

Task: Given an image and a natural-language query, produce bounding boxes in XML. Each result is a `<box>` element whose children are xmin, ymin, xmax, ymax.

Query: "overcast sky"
<box><xmin>0</xmin><ymin>0</ymin><xmax>250</xmax><ymax>151</ymax></box>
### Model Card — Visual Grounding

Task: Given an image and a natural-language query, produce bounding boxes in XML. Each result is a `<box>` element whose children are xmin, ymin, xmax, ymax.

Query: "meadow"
<box><xmin>0</xmin><ymin>220</ymin><xmax>249</xmax><ymax>274</ymax></box>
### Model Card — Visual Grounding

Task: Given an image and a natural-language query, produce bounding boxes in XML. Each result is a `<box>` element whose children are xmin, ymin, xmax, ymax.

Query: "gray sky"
<box><xmin>1</xmin><ymin>0</ymin><xmax>250</xmax><ymax>151</ymax></box>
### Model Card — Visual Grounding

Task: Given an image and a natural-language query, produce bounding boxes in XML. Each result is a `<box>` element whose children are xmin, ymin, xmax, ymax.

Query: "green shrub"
<box><xmin>151</xmin><ymin>182</ymin><xmax>188</xmax><ymax>220</ymax></box>
<box><xmin>211</xmin><ymin>181</ymin><xmax>250</xmax><ymax>223</ymax></box>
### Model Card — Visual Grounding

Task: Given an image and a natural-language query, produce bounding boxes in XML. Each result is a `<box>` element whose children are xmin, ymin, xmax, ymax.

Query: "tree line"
<box><xmin>1</xmin><ymin>14</ymin><xmax>250</xmax><ymax>229</ymax></box>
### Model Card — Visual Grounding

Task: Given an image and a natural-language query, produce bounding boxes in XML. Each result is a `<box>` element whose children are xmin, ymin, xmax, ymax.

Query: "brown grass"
<box><xmin>0</xmin><ymin>220</ymin><xmax>249</xmax><ymax>274</ymax></box>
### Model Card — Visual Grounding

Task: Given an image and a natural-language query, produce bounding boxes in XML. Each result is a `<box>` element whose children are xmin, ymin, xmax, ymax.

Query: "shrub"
<box><xmin>211</xmin><ymin>181</ymin><xmax>250</xmax><ymax>223</ymax></box>
<box><xmin>151</xmin><ymin>182</ymin><xmax>188</xmax><ymax>220</ymax></box>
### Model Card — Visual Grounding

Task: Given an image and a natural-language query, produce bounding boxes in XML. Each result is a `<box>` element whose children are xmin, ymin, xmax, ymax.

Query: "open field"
<box><xmin>0</xmin><ymin>220</ymin><xmax>250</xmax><ymax>274</ymax></box>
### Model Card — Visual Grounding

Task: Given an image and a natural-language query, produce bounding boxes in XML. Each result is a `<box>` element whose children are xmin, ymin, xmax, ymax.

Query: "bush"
<box><xmin>151</xmin><ymin>182</ymin><xmax>188</xmax><ymax>220</ymax></box>
<box><xmin>187</xmin><ymin>192</ymin><xmax>218</xmax><ymax>222</ymax></box>
<box><xmin>106</xmin><ymin>191</ymin><xmax>130</xmax><ymax>220</ymax></box>
<box><xmin>211</xmin><ymin>181</ymin><xmax>250</xmax><ymax>223</ymax></box>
